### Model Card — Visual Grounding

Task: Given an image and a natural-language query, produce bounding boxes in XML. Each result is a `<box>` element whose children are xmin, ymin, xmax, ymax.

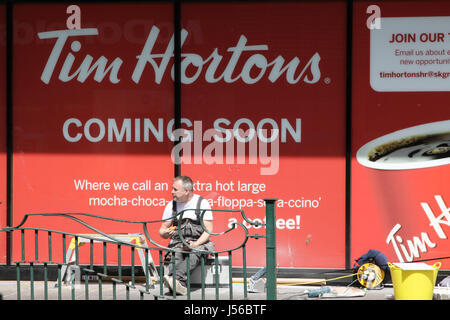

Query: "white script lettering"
<box><xmin>386</xmin><ymin>195</ymin><xmax>448</xmax><ymax>262</ymax></box>
<box><xmin>38</xmin><ymin>26</ymin><xmax>321</xmax><ymax>85</ymax></box>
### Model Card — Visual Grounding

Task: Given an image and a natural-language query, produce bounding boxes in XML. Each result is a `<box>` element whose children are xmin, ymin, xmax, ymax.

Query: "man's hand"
<box><xmin>183</xmin><ymin>220</ymin><xmax>213</xmax><ymax>250</ymax></box>
<box><xmin>188</xmin><ymin>240</ymin><xmax>200</xmax><ymax>248</ymax></box>
<box><xmin>160</xmin><ymin>221</ymin><xmax>177</xmax><ymax>239</ymax></box>
<box><xmin>167</xmin><ymin>225</ymin><xmax>177</xmax><ymax>238</ymax></box>
<box><xmin>182</xmin><ymin>240</ymin><xmax>199</xmax><ymax>251</ymax></box>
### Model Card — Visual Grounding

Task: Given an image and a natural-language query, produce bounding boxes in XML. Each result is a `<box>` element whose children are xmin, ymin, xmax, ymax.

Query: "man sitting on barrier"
<box><xmin>159</xmin><ymin>175</ymin><xmax>214</xmax><ymax>295</ymax></box>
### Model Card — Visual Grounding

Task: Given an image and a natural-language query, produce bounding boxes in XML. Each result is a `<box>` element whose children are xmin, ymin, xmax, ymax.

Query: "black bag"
<box><xmin>353</xmin><ymin>249</ymin><xmax>389</xmax><ymax>272</ymax></box>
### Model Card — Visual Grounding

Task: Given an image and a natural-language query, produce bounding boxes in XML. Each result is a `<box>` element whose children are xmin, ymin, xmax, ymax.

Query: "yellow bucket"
<box><xmin>388</xmin><ymin>262</ymin><xmax>441</xmax><ymax>300</ymax></box>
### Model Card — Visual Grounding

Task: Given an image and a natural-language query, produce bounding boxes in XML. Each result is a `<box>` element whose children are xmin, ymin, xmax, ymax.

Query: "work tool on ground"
<box><xmin>356</xmin><ymin>263</ymin><xmax>385</xmax><ymax>289</ymax></box>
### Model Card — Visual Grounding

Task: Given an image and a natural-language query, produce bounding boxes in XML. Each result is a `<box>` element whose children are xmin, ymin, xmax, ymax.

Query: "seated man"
<box><xmin>159</xmin><ymin>175</ymin><xmax>214</xmax><ymax>295</ymax></box>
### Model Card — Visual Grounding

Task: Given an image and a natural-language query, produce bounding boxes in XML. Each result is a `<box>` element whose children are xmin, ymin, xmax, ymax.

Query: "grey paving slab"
<box><xmin>0</xmin><ymin>280</ymin><xmax>397</xmax><ymax>300</ymax></box>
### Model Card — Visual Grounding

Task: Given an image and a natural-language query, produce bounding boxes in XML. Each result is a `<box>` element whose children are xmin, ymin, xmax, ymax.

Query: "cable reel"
<box><xmin>357</xmin><ymin>263</ymin><xmax>385</xmax><ymax>288</ymax></box>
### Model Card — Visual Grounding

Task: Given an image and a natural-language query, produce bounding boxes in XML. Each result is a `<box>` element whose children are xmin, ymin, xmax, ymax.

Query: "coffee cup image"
<box><xmin>356</xmin><ymin>120</ymin><xmax>450</xmax><ymax>170</ymax></box>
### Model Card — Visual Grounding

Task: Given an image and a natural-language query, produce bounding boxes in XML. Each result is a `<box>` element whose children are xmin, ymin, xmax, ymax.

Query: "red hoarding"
<box><xmin>352</xmin><ymin>0</ymin><xmax>450</xmax><ymax>268</ymax></box>
<box><xmin>2</xmin><ymin>1</ymin><xmax>449</xmax><ymax>271</ymax></box>
<box><xmin>12</xmin><ymin>3</ymin><xmax>175</xmax><ymax>263</ymax></box>
<box><xmin>180</xmin><ymin>2</ymin><xmax>348</xmax><ymax>268</ymax></box>
<box><xmin>7</xmin><ymin>2</ymin><xmax>348</xmax><ymax>268</ymax></box>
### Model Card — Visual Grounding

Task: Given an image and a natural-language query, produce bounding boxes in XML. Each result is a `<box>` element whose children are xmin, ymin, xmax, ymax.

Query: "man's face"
<box><xmin>172</xmin><ymin>179</ymin><xmax>189</xmax><ymax>202</ymax></box>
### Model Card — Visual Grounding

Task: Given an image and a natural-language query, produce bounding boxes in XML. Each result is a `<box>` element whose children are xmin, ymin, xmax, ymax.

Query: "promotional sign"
<box><xmin>352</xmin><ymin>1</ymin><xmax>450</xmax><ymax>269</ymax></box>
<box><xmin>2</xmin><ymin>0</ymin><xmax>449</xmax><ymax>271</ymax></box>
<box><xmin>11</xmin><ymin>3</ymin><xmax>175</xmax><ymax>263</ymax></box>
<box><xmin>371</xmin><ymin>16</ymin><xmax>450</xmax><ymax>92</ymax></box>
<box><xmin>5</xmin><ymin>2</ymin><xmax>348</xmax><ymax>268</ymax></box>
<box><xmin>180</xmin><ymin>2</ymin><xmax>348</xmax><ymax>268</ymax></box>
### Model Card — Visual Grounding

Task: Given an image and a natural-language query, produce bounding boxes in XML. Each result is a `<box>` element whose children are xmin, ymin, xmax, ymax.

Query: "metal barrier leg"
<box><xmin>264</xmin><ymin>198</ymin><xmax>277</xmax><ymax>300</ymax></box>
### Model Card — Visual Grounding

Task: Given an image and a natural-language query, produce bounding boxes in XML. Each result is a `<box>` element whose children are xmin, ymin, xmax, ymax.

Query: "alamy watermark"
<box><xmin>366</xmin><ymin>5</ymin><xmax>382</xmax><ymax>30</ymax></box>
<box><xmin>171</xmin><ymin>121</ymin><xmax>282</xmax><ymax>175</ymax></box>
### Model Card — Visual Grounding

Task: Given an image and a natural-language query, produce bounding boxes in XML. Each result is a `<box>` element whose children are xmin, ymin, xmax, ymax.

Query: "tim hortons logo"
<box><xmin>38</xmin><ymin>26</ymin><xmax>322</xmax><ymax>85</ymax></box>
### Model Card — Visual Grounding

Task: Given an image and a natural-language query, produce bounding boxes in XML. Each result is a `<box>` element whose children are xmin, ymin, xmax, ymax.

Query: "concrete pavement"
<box><xmin>0</xmin><ymin>280</ymin><xmax>402</xmax><ymax>300</ymax></box>
<box><xmin>2</xmin><ymin>278</ymin><xmax>450</xmax><ymax>301</ymax></box>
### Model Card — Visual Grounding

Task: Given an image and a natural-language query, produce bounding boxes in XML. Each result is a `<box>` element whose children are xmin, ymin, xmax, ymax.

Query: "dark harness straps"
<box><xmin>172</xmin><ymin>196</ymin><xmax>206</xmax><ymax>225</ymax></box>
<box><xmin>170</xmin><ymin>196</ymin><xmax>207</xmax><ymax>244</ymax></box>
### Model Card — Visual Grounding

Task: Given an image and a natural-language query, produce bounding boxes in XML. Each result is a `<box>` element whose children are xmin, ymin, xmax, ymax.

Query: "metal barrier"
<box><xmin>0</xmin><ymin>198</ymin><xmax>277</xmax><ymax>300</ymax></box>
